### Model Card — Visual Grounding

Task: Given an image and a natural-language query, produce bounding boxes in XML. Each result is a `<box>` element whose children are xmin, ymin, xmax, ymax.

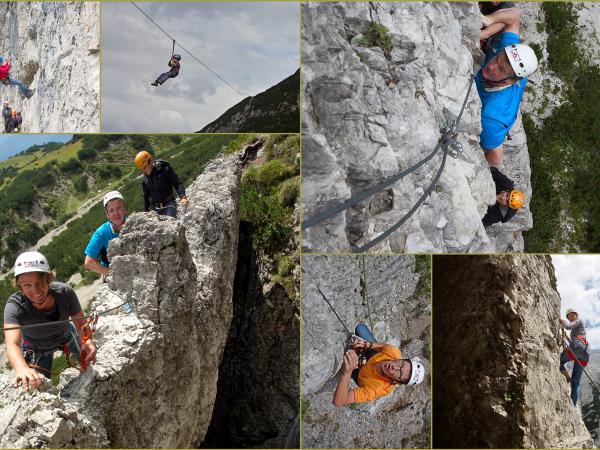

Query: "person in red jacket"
<box><xmin>0</xmin><ymin>56</ymin><xmax>34</xmax><ymax>99</ymax></box>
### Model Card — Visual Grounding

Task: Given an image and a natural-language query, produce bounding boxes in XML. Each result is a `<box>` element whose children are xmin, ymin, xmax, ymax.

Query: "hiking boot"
<box><xmin>561</xmin><ymin>369</ymin><xmax>571</xmax><ymax>383</ymax></box>
<box><xmin>150</xmin><ymin>81</ymin><xmax>159</xmax><ymax>86</ymax></box>
<box><xmin>24</xmin><ymin>88</ymin><xmax>35</xmax><ymax>99</ymax></box>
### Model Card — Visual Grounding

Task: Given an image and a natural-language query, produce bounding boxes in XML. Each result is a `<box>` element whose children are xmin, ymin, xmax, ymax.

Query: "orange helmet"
<box><xmin>11</xmin><ymin>111</ymin><xmax>16</xmax><ymax>117</ymax></box>
<box><xmin>509</xmin><ymin>190</ymin><xmax>525</xmax><ymax>209</ymax></box>
<box><xmin>134</xmin><ymin>150</ymin><xmax>152</xmax><ymax>169</ymax></box>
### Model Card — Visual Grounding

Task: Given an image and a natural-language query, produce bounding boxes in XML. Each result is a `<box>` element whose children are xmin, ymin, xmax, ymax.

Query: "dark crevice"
<box><xmin>199</xmin><ymin>220</ymin><xmax>299</xmax><ymax>448</ymax></box>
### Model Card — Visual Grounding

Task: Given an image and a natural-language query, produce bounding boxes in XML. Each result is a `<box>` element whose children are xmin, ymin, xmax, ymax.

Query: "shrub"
<box><xmin>77</xmin><ymin>147</ymin><xmax>97</xmax><ymax>160</ymax></box>
<box><xmin>361</xmin><ymin>22</ymin><xmax>393</xmax><ymax>55</ymax></box>
<box><xmin>277</xmin><ymin>177</ymin><xmax>299</xmax><ymax>208</ymax></box>
<box><xmin>60</xmin><ymin>158</ymin><xmax>83</xmax><ymax>173</ymax></box>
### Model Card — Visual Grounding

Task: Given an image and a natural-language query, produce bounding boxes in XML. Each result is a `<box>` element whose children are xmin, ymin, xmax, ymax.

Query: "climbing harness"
<box><xmin>302</xmin><ymin>76</ymin><xmax>474</xmax><ymax>252</ymax></box>
<box><xmin>561</xmin><ymin>332</ymin><xmax>600</xmax><ymax>394</ymax></box>
<box><xmin>129</xmin><ymin>1</ymin><xmax>246</xmax><ymax>97</ymax></box>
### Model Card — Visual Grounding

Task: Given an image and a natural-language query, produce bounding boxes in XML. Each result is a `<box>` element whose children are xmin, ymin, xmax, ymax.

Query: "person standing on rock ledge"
<box><xmin>559</xmin><ymin>308</ymin><xmax>590</xmax><ymax>407</ymax></box>
<box><xmin>135</xmin><ymin>150</ymin><xmax>189</xmax><ymax>218</ymax></box>
<box><xmin>482</xmin><ymin>167</ymin><xmax>525</xmax><ymax>227</ymax></box>
<box><xmin>0</xmin><ymin>55</ymin><xmax>35</xmax><ymax>99</ymax></box>
<box><xmin>84</xmin><ymin>190</ymin><xmax>128</xmax><ymax>277</ymax></box>
<box><xmin>332</xmin><ymin>323</ymin><xmax>425</xmax><ymax>407</ymax></box>
<box><xmin>476</xmin><ymin>5</ymin><xmax>538</xmax><ymax>167</ymax></box>
<box><xmin>3</xmin><ymin>252</ymin><xmax>96</xmax><ymax>390</ymax></box>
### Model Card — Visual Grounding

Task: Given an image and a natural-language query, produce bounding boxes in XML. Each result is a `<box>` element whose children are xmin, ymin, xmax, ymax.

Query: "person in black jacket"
<box><xmin>150</xmin><ymin>54</ymin><xmax>181</xmax><ymax>87</ymax></box>
<box><xmin>2</xmin><ymin>101</ymin><xmax>11</xmax><ymax>132</ymax></box>
<box><xmin>482</xmin><ymin>167</ymin><xmax>525</xmax><ymax>227</ymax></box>
<box><xmin>134</xmin><ymin>150</ymin><xmax>188</xmax><ymax>218</ymax></box>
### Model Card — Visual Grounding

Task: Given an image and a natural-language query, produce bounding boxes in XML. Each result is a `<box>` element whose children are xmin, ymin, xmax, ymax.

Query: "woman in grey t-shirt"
<box><xmin>3</xmin><ymin>252</ymin><xmax>96</xmax><ymax>390</ymax></box>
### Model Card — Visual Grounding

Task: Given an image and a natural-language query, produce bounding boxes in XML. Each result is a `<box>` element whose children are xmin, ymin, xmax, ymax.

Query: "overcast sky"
<box><xmin>553</xmin><ymin>255</ymin><xmax>600</xmax><ymax>348</ymax></box>
<box><xmin>101</xmin><ymin>2</ymin><xmax>299</xmax><ymax>132</ymax></box>
<box><xmin>0</xmin><ymin>135</ymin><xmax>72</xmax><ymax>162</ymax></box>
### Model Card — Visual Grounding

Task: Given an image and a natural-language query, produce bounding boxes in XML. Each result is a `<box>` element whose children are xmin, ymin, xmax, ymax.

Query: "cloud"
<box><xmin>101</xmin><ymin>2</ymin><xmax>299</xmax><ymax>132</ymax></box>
<box><xmin>552</xmin><ymin>255</ymin><xmax>600</xmax><ymax>348</ymax></box>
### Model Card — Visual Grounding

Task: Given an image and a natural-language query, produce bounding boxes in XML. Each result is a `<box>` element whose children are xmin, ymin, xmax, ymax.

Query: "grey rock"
<box><xmin>301</xmin><ymin>255</ymin><xmax>430</xmax><ymax>448</ymax></box>
<box><xmin>0</xmin><ymin>2</ymin><xmax>99</xmax><ymax>132</ymax></box>
<box><xmin>433</xmin><ymin>255</ymin><xmax>593</xmax><ymax>448</ymax></box>
<box><xmin>0</xmin><ymin>156</ymin><xmax>242</xmax><ymax>448</ymax></box>
<box><xmin>301</xmin><ymin>2</ymin><xmax>537</xmax><ymax>253</ymax></box>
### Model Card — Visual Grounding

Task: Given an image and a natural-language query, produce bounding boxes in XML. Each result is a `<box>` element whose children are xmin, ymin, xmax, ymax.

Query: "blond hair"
<box><xmin>13</xmin><ymin>271</ymin><xmax>55</xmax><ymax>290</ymax></box>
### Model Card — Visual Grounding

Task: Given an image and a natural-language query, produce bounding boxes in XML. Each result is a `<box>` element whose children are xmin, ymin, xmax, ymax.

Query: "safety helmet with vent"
<box><xmin>566</xmin><ymin>308</ymin><xmax>578</xmax><ymax>317</ymax></box>
<box><xmin>103</xmin><ymin>190</ymin><xmax>125</xmax><ymax>208</ymax></box>
<box><xmin>504</xmin><ymin>44</ymin><xmax>538</xmax><ymax>78</ymax></box>
<box><xmin>135</xmin><ymin>150</ymin><xmax>152</xmax><ymax>169</ymax></box>
<box><xmin>14</xmin><ymin>251</ymin><xmax>51</xmax><ymax>277</ymax></box>
<box><xmin>172</xmin><ymin>54</ymin><xmax>181</xmax><ymax>61</ymax></box>
<box><xmin>509</xmin><ymin>190</ymin><xmax>525</xmax><ymax>209</ymax></box>
<box><xmin>407</xmin><ymin>357</ymin><xmax>426</xmax><ymax>386</ymax></box>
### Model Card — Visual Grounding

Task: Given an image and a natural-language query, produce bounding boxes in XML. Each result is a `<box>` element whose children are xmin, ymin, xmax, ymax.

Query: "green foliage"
<box><xmin>278</xmin><ymin>177</ymin><xmax>299</xmax><ymax>208</ymax></box>
<box><xmin>73</xmin><ymin>175</ymin><xmax>88</xmax><ymax>193</ymax></box>
<box><xmin>361</xmin><ymin>22</ymin><xmax>393</xmax><ymax>54</ymax></box>
<box><xmin>130</xmin><ymin>135</ymin><xmax>151</xmax><ymax>151</ymax></box>
<box><xmin>264</xmin><ymin>134</ymin><xmax>299</xmax><ymax>167</ymax></box>
<box><xmin>77</xmin><ymin>147</ymin><xmax>97</xmax><ymax>160</ymax></box>
<box><xmin>51</xmin><ymin>355</ymin><xmax>68</xmax><ymax>386</ymax></box>
<box><xmin>240</xmin><ymin>185</ymin><xmax>293</xmax><ymax>255</ymax></box>
<box><xmin>543</xmin><ymin>3</ymin><xmax>579</xmax><ymax>83</ymax></box>
<box><xmin>223</xmin><ymin>134</ymin><xmax>256</xmax><ymax>155</ymax></box>
<box><xmin>59</xmin><ymin>158</ymin><xmax>83</xmax><ymax>173</ymax></box>
<box><xmin>168</xmin><ymin>135</ymin><xmax>182</xmax><ymax>145</ymax></box>
<box><xmin>300</xmin><ymin>398</ymin><xmax>311</xmax><ymax>423</ymax></box>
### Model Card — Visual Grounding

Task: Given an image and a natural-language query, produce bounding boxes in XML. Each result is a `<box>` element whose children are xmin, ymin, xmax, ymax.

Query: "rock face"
<box><xmin>0</xmin><ymin>155</ymin><xmax>242</xmax><ymax>448</ymax></box>
<box><xmin>301</xmin><ymin>255</ymin><xmax>430</xmax><ymax>448</ymax></box>
<box><xmin>199</xmin><ymin>69</ymin><xmax>300</xmax><ymax>133</ymax></box>
<box><xmin>0</xmin><ymin>2</ymin><xmax>99</xmax><ymax>132</ymax></box>
<box><xmin>301</xmin><ymin>2</ymin><xmax>534</xmax><ymax>253</ymax></box>
<box><xmin>579</xmin><ymin>350</ymin><xmax>600</xmax><ymax>446</ymax></box>
<box><xmin>433</xmin><ymin>255</ymin><xmax>593</xmax><ymax>448</ymax></box>
<box><xmin>201</xmin><ymin>222</ymin><xmax>300</xmax><ymax>448</ymax></box>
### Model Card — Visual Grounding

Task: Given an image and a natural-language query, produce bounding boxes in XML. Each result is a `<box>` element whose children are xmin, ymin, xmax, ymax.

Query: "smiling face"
<box><xmin>377</xmin><ymin>359</ymin><xmax>412</xmax><ymax>384</ymax></box>
<box><xmin>105</xmin><ymin>198</ymin><xmax>126</xmax><ymax>228</ymax></box>
<box><xmin>497</xmin><ymin>191</ymin><xmax>510</xmax><ymax>206</ymax></box>
<box><xmin>567</xmin><ymin>312</ymin><xmax>578</xmax><ymax>322</ymax></box>
<box><xmin>18</xmin><ymin>272</ymin><xmax>50</xmax><ymax>307</ymax></box>
<box><xmin>482</xmin><ymin>50</ymin><xmax>516</xmax><ymax>83</ymax></box>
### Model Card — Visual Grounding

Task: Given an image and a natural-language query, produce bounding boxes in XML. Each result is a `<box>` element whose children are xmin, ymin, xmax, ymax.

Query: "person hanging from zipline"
<box><xmin>559</xmin><ymin>308</ymin><xmax>590</xmax><ymax>407</ymax></box>
<box><xmin>332</xmin><ymin>323</ymin><xmax>425</xmax><ymax>407</ymax></box>
<box><xmin>3</xmin><ymin>252</ymin><xmax>96</xmax><ymax>390</ymax></box>
<box><xmin>151</xmin><ymin>47</ymin><xmax>181</xmax><ymax>87</ymax></box>
<box><xmin>476</xmin><ymin>5</ymin><xmax>538</xmax><ymax>167</ymax></box>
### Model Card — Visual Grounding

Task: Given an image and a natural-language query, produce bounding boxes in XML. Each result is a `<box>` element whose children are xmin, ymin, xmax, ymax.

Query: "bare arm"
<box><xmin>481</xmin><ymin>7</ymin><xmax>521</xmax><ymax>35</ymax></box>
<box><xmin>4</xmin><ymin>325</ymin><xmax>45</xmax><ymax>390</ymax></box>
<box><xmin>480</xmin><ymin>22</ymin><xmax>505</xmax><ymax>40</ymax></box>
<box><xmin>84</xmin><ymin>255</ymin><xmax>109</xmax><ymax>276</ymax></box>
<box><xmin>332</xmin><ymin>350</ymin><xmax>358</xmax><ymax>407</ymax></box>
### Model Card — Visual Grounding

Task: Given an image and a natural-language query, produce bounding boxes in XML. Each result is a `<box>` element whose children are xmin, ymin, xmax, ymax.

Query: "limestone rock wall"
<box><xmin>0</xmin><ymin>155</ymin><xmax>241</xmax><ymax>448</ymax></box>
<box><xmin>301</xmin><ymin>2</ymin><xmax>534</xmax><ymax>253</ymax></box>
<box><xmin>301</xmin><ymin>255</ymin><xmax>430</xmax><ymax>448</ymax></box>
<box><xmin>433</xmin><ymin>255</ymin><xmax>593</xmax><ymax>448</ymax></box>
<box><xmin>0</xmin><ymin>2</ymin><xmax>99</xmax><ymax>132</ymax></box>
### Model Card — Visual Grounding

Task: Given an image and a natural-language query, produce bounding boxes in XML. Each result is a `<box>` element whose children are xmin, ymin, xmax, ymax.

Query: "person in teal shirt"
<box><xmin>84</xmin><ymin>191</ymin><xmax>127</xmax><ymax>277</ymax></box>
<box><xmin>476</xmin><ymin>6</ymin><xmax>538</xmax><ymax>167</ymax></box>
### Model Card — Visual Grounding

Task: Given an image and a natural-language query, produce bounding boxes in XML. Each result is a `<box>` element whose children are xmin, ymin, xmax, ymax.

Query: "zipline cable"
<box><xmin>129</xmin><ymin>1</ymin><xmax>247</xmax><ymax>98</ymax></box>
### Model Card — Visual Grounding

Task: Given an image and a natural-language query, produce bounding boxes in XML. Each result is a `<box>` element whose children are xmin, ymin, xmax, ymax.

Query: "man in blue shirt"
<box><xmin>476</xmin><ymin>6</ymin><xmax>538</xmax><ymax>167</ymax></box>
<box><xmin>84</xmin><ymin>191</ymin><xmax>127</xmax><ymax>277</ymax></box>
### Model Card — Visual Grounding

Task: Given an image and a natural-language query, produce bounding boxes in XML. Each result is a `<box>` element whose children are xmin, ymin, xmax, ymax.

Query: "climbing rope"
<box><xmin>303</xmin><ymin>270</ymin><xmax>352</xmax><ymax>337</ymax></box>
<box><xmin>361</xmin><ymin>255</ymin><xmax>374</xmax><ymax>332</ymax></box>
<box><xmin>561</xmin><ymin>333</ymin><xmax>600</xmax><ymax>394</ymax></box>
<box><xmin>129</xmin><ymin>1</ymin><xmax>247</xmax><ymax>97</ymax></box>
<box><xmin>302</xmin><ymin>76</ymin><xmax>474</xmax><ymax>252</ymax></box>
<box><xmin>3</xmin><ymin>293</ymin><xmax>131</xmax><ymax>332</ymax></box>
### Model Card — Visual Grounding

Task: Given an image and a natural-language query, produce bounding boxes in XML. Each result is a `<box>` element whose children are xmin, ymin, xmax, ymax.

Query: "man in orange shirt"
<box><xmin>332</xmin><ymin>324</ymin><xmax>425</xmax><ymax>406</ymax></box>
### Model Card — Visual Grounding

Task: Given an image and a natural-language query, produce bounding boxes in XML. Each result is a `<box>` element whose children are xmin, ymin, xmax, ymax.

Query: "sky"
<box><xmin>0</xmin><ymin>135</ymin><xmax>72</xmax><ymax>162</ymax></box>
<box><xmin>553</xmin><ymin>255</ymin><xmax>600</xmax><ymax>348</ymax></box>
<box><xmin>101</xmin><ymin>2</ymin><xmax>300</xmax><ymax>132</ymax></box>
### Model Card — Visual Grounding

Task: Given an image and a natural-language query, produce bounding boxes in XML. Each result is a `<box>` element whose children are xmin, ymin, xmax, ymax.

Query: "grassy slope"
<box><xmin>199</xmin><ymin>70</ymin><xmax>300</xmax><ymax>133</ymax></box>
<box><xmin>524</xmin><ymin>3</ymin><xmax>600</xmax><ymax>252</ymax></box>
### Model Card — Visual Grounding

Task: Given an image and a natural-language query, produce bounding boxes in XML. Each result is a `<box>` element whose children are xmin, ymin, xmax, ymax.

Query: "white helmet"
<box><xmin>407</xmin><ymin>357</ymin><xmax>426</xmax><ymax>386</ymax></box>
<box><xmin>504</xmin><ymin>43</ymin><xmax>538</xmax><ymax>78</ymax></box>
<box><xmin>103</xmin><ymin>190</ymin><xmax>125</xmax><ymax>208</ymax></box>
<box><xmin>566</xmin><ymin>308</ymin><xmax>578</xmax><ymax>317</ymax></box>
<box><xmin>14</xmin><ymin>251</ymin><xmax>51</xmax><ymax>277</ymax></box>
